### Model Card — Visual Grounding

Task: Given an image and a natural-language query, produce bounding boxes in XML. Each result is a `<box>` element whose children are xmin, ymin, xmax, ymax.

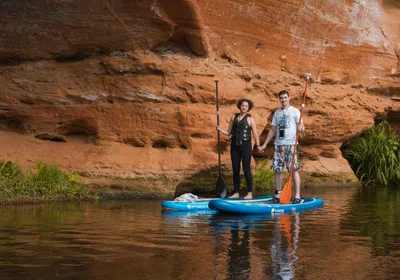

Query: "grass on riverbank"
<box><xmin>0</xmin><ymin>160</ymin><xmax>87</xmax><ymax>203</ymax></box>
<box><xmin>344</xmin><ymin>121</ymin><xmax>400</xmax><ymax>186</ymax></box>
<box><xmin>254</xmin><ymin>160</ymin><xmax>275</xmax><ymax>192</ymax></box>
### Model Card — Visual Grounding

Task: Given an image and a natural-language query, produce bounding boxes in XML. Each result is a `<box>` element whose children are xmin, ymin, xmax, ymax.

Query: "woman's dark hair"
<box><xmin>236</xmin><ymin>98</ymin><xmax>254</xmax><ymax>111</ymax></box>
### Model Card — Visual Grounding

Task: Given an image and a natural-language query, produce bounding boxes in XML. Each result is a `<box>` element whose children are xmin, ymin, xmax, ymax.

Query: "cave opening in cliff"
<box><xmin>55</xmin><ymin>52</ymin><xmax>88</xmax><ymax>62</ymax></box>
<box><xmin>340</xmin><ymin>114</ymin><xmax>400</xmax><ymax>186</ymax></box>
<box><xmin>152</xmin><ymin>140</ymin><xmax>169</xmax><ymax>149</ymax></box>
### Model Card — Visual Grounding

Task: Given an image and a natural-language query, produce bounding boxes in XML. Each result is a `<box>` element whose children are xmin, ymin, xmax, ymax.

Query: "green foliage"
<box><xmin>0</xmin><ymin>160</ymin><xmax>23</xmax><ymax>179</ymax></box>
<box><xmin>344</xmin><ymin>121</ymin><xmax>400</xmax><ymax>186</ymax></box>
<box><xmin>93</xmin><ymin>192</ymin><xmax>100</xmax><ymax>202</ymax></box>
<box><xmin>0</xmin><ymin>160</ymin><xmax>86</xmax><ymax>202</ymax></box>
<box><xmin>254</xmin><ymin>162</ymin><xmax>275</xmax><ymax>191</ymax></box>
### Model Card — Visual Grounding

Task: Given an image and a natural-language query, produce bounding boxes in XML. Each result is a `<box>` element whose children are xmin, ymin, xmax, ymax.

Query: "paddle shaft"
<box><xmin>288</xmin><ymin>81</ymin><xmax>308</xmax><ymax>178</ymax></box>
<box><xmin>215</xmin><ymin>80</ymin><xmax>222</xmax><ymax>176</ymax></box>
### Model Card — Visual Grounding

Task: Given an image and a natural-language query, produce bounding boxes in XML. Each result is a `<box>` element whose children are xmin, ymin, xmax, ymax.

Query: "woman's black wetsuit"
<box><xmin>230</xmin><ymin>114</ymin><xmax>253</xmax><ymax>193</ymax></box>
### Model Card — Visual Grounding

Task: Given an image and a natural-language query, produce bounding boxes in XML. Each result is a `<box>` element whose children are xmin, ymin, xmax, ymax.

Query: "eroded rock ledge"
<box><xmin>0</xmin><ymin>1</ymin><xmax>399</xmax><ymax>195</ymax></box>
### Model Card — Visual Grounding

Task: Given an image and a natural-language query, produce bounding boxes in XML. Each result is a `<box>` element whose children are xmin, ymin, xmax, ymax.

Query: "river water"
<box><xmin>0</xmin><ymin>186</ymin><xmax>399</xmax><ymax>280</ymax></box>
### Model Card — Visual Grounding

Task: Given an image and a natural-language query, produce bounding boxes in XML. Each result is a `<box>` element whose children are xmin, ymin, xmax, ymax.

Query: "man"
<box><xmin>258</xmin><ymin>90</ymin><xmax>304</xmax><ymax>204</ymax></box>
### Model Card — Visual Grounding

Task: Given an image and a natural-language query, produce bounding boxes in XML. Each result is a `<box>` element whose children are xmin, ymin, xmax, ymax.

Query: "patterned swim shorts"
<box><xmin>272</xmin><ymin>145</ymin><xmax>299</xmax><ymax>172</ymax></box>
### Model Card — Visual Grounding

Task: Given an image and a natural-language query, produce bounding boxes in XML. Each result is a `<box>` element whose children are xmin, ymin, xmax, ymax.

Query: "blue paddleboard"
<box><xmin>162</xmin><ymin>196</ymin><xmax>272</xmax><ymax>211</ymax></box>
<box><xmin>208</xmin><ymin>197</ymin><xmax>324</xmax><ymax>214</ymax></box>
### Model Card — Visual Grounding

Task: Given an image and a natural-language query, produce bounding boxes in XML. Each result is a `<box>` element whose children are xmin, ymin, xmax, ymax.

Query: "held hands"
<box><xmin>257</xmin><ymin>144</ymin><xmax>266</xmax><ymax>153</ymax></box>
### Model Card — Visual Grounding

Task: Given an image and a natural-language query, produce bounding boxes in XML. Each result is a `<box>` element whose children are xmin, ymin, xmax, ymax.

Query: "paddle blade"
<box><xmin>280</xmin><ymin>179</ymin><xmax>292</xmax><ymax>204</ymax></box>
<box><xmin>216</xmin><ymin>175</ymin><xmax>227</xmax><ymax>198</ymax></box>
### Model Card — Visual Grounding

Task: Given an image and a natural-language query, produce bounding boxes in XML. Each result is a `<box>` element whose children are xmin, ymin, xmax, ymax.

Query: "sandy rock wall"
<box><xmin>201</xmin><ymin>0</ymin><xmax>400</xmax><ymax>84</ymax></box>
<box><xmin>0</xmin><ymin>0</ymin><xmax>210</xmax><ymax>59</ymax></box>
<box><xmin>0</xmin><ymin>0</ymin><xmax>399</xmax><ymax>183</ymax></box>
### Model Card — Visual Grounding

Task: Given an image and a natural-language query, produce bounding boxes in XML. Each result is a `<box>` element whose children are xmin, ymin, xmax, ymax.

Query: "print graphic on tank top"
<box><xmin>278</xmin><ymin>111</ymin><xmax>291</xmax><ymax>129</ymax></box>
<box><xmin>278</xmin><ymin>109</ymin><xmax>290</xmax><ymax>139</ymax></box>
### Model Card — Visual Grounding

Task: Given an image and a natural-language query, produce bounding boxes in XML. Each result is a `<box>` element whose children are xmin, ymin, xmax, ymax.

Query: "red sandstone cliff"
<box><xmin>0</xmin><ymin>0</ymin><xmax>399</xmax><ymax>190</ymax></box>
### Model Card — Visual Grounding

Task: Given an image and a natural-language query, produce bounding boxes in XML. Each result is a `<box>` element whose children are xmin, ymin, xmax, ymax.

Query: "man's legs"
<box><xmin>275</xmin><ymin>171</ymin><xmax>283</xmax><ymax>193</ymax></box>
<box><xmin>287</xmin><ymin>145</ymin><xmax>301</xmax><ymax>201</ymax></box>
<box><xmin>272</xmin><ymin>145</ymin><xmax>284</xmax><ymax>202</ymax></box>
<box><xmin>292</xmin><ymin>170</ymin><xmax>300</xmax><ymax>199</ymax></box>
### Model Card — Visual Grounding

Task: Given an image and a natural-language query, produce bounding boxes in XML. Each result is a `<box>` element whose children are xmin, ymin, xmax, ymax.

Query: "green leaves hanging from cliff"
<box><xmin>344</xmin><ymin>121</ymin><xmax>400</xmax><ymax>186</ymax></box>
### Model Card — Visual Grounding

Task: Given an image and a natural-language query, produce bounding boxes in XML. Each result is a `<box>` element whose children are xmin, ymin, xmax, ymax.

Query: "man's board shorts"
<box><xmin>272</xmin><ymin>145</ymin><xmax>299</xmax><ymax>172</ymax></box>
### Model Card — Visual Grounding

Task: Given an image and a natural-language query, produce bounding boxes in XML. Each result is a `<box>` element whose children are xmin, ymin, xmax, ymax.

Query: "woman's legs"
<box><xmin>231</xmin><ymin>143</ymin><xmax>241</xmax><ymax>196</ymax></box>
<box><xmin>241</xmin><ymin>141</ymin><xmax>253</xmax><ymax>198</ymax></box>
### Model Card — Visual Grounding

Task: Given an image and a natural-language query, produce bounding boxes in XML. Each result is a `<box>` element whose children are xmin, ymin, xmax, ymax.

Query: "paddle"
<box><xmin>215</xmin><ymin>80</ymin><xmax>227</xmax><ymax>198</ymax></box>
<box><xmin>279</xmin><ymin>74</ymin><xmax>311</xmax><ymax>204</ymax></box>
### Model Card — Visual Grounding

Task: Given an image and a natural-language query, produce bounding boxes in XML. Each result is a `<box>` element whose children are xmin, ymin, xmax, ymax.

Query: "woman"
<box><xmin>217</xmin><ymin>98</ymin><xmax>260</xmax><ymax>199</ymax></box>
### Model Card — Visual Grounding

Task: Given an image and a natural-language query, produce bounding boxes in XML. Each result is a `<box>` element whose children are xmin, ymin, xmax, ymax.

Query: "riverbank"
<box><xmin>81</xmin><ymin>170</ymin><xmax>359</xmax><ymax>200</ymax></box>
<box><xmin>0</xmin><ymin>169</ymin><xmax>359</xmax><ymax>205</ymax></box>
<box><xmin>0</xmin><ymin>157</ymin><xmax>360</xmax><ymax>205</ymax></box>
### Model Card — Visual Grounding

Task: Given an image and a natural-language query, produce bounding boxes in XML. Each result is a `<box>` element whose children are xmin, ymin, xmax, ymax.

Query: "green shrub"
<box><xmin>0</xmin><ymin>160</ymin><xmax>86</xmax><ymax>202</ymax></box>
<box><xmin>254</xmin><ymin>162</ymin><xmax>275</xmax><ymax>191</ymax></box>
<box><xmin>0</xmin><ymin>160</ymin><xmax>23</xmax><ymax>179</ymax></box>
<box><xmin>344</xmin><ymin>121</ymin><xmax>400</xmax><ymax>186</ymax></box>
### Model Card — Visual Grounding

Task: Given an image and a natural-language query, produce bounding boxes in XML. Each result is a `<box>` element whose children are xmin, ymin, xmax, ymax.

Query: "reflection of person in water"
<box><xmin>228</xmin><ymin>225</ymin><xmax>251</xmax><ymax>279</ymax></box>
<box><xmin>208</xmin><ymin>215</ymin><xmax>253</xmax><ymax>279</ymax></box>
<box><xmin>209</xmin><ymin>213</ymin><xmax>300</xmax><ymax>280</ymax></box>
<box><xmin>269</xmin><ymin>213</ymin><xmax>300</xmax><ymax>280</ymax></box>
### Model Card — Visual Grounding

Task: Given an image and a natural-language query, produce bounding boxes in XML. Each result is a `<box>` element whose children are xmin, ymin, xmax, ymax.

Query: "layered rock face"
<box><xmin>0</xmin><ymin>0</ymin><xmax>399</xmax><ymax>187</ymax></box>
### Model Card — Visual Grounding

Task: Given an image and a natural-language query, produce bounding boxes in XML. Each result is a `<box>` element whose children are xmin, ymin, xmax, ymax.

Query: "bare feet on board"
<box><xmin>229</xmin><ymin>193</ymin><xmax>240</xmax><ymax>198</ymax></box>
<box><xmin>244</xmin><ymin>193</ymin><xmax>253</xmax><ymax>200</ymax></box>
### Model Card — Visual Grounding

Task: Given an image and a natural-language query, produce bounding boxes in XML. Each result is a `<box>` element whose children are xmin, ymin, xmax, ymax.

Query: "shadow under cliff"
<box><xmin>174</xmin><ymin>168</ymin><xmax>232</xmax><ymax>198</ymax></box>
<box><xmin>173</xmin><ymin>167</ymin><xmax>270</xmax><ymax>198</ymax></box>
